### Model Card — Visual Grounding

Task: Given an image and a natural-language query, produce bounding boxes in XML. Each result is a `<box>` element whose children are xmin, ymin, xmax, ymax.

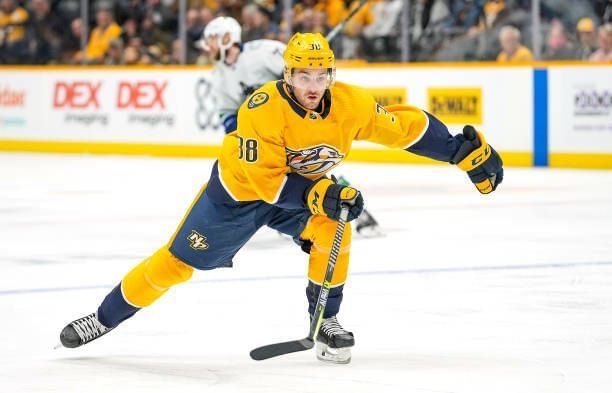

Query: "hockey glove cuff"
<box><xmin>450</xmin><ymin>126</ymin><xmax>504</xmax><ymax>194</ymax></box>
<box><xmin>305</xmin><ymin>178</ymin><xmax>364</xmax><ymax>221</ymax></box>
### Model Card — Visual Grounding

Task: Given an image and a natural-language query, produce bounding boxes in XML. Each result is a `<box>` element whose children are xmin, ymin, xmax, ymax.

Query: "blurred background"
<box><xmin>0</xmin><ymin>0</ymin><xmax>611</xmax><ymax>65</ymax></box>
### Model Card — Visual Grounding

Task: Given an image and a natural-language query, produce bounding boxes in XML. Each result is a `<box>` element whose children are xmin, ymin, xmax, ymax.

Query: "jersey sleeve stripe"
<box><xmin>403</xmin><ymin>109</ymin><xmax>429</xmax><ymax>149</ymax></box>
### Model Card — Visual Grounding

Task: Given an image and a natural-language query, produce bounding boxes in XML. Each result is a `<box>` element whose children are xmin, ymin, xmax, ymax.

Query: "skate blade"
<box><xmin>316</xmin><ymin>342</ymin><xmax>352</xmax><ymax>364</ymax></box>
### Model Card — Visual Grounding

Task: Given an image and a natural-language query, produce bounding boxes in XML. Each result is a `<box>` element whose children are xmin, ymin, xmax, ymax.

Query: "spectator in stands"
<box><xmin>85</xmin><ymin>8</ymin><xmax>122</xmax><ymax>63</ymax></box>
<box><xmin>27</xmin><ymin>0</ymin><xmax>63</xmax><ymax>64</ymax></box>
<box><xmin>61</xmin><ymin>17</ymin><xmax>83</xmax><ymax>63</ymax></box>
<box><xmin>143</xmin><ymin>0</ymin><xmax>176</xmax><ymax>31</ymax></box>
<box><xmin>104</xmin><ymin>38</ymin><xmax>125</xmax><ymax>65</ymax></box>
<box><xmin>241</xmin><ymin>3</ymin><xmax>257</xmax><ymax>42</ymax></box>
<box><xmin>140</xmin><ymin>11</ymin><xmax>168</xmax><ymax>51</ymax></box>
<box><xmin>253</xmin><ymin>1</ymin><xmax>278</xmax><ymax>40</ymax></box>
<box><xmin>117</xmin><ymin>0</ymin><xmax>146</xmax><ymax>25</ymax></box>
<box><xmin>169</xmin><ymin>38</ymin><xmax>184</xmax><ymax>64</ymax></box>
<box><xmin>242</xmin><ymin>1</ymin><xmax>277</xmax><ymax>41</ymax></box>
<box><xmin>449</xmin><ymin>0</ymin><xmax>483</xmax><ymax>32</ymax></box>
<box><xmin>186</xmin><ymin>8</ymin><xmax>204</xmax><ymax>43</ymax></box>
<box><xmin>217</xmin><ymin>0</ymin><xmax>245</xmax><ymax>21</ymax></box>
<box><xmin>496</xmin><ymin>25</ymin><xmax>532</xmax><ymax>62</ymax></box>
<box><xmin>56</xmin><ymin>0</ymin><xmax>80</xmax><ymax>26</ymax></box>
<box><xmin>542</xmin><ymin>19</ymin><xmax>576</xmax><ymax>60</ymax></box>
<box><xmin>576</xmin><ymin>17</ymin><xmax>598</xmax><ymax>59</ymax></box>
<box><xmin>589</xmin><ymin>23</ymin><xmax>612</xmax><ymax>61</ymax></box>
<box><xmin>482</xmin><ymin>0</ymin><xmax>509</xmax><ymax>29</ymax></box>
<box><xmin>339</xmin><ymin>0</ymin><xmax>373</xmax><ymax>59</ymax></box>
<box><xmin>0</xmin><ymin>0</ymin><xmax>29</xmax><ymax>63</ymax></box>
<box><xmin>362</xmin><ymin>0</ymin><xmax>403</xmax><ymax>62</ymax></box>
<box><xmin>294</xmin><ymin>8</ymin><xmax>318</xmax><ymax>33</ymax></box>
<box><xmin>127</xmin><ymin>36</ymin><xmax>144</xmax><ymax>57</ymax></box>
<box><xmin>123</xmin><ymin>44</ymin><xmax>142</xmax><ymax>65</ymax></box>
<box><xmin>121</xmin><ymin>18</ymin><xmax>140</xmax><ymax>46</ymax></box>
<box><xmin>200</xmin><ymin>7</ymin><xmax>214</xmax><ymax>27</ymax></box>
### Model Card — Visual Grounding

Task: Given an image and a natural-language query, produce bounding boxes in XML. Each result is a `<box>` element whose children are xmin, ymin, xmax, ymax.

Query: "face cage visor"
<box><xmin>284</xmin><ymin>68</ymin><xmax>336</xmax><ymax>90</ymax></box>
<box><xmin>200</xmin><ymin>34</ymin><xmax>235</xmax><ymax>63</ymax></box>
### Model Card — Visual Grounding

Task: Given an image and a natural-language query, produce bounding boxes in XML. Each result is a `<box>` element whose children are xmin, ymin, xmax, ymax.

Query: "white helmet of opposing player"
<box><xmin>196</xmin><ymin>16</ymin><xmax>242</xmax><ymax>62</ymax></box>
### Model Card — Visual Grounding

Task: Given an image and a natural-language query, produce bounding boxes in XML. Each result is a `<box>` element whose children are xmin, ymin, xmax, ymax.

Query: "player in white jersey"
<box><xmin>198</xmin><ymin>16</ymin><xmax>380</xmax><ymax>235</ymax></box>
<box><xmin>197</xmin><ymin>17</ymin><xmax>286</xmax><ymax>133</ymax></box>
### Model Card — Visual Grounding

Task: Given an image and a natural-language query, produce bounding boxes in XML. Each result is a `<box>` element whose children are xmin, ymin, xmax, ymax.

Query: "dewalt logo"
<box><xmin>367</xmin><ymin>88</ymin><xmax>407</xmax><ymax>107</ymax></box>
<box><xmin>427</xmin><ymin>88</ymin><xmax>482</xmax><ymax>125</ymax></box>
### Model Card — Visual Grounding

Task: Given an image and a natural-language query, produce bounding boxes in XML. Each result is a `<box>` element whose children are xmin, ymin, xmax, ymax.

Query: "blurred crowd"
<box><xmin>1</xmin><ymin>0</ymin><xmax>611</xmax><ymax>64</ymax></box>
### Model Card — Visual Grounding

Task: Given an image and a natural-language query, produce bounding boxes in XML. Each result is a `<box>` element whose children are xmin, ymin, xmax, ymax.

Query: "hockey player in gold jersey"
<box><xmin>60</xmin><ymin>33</ymin><xmax>503</xmax><ymax>364</ymax></box>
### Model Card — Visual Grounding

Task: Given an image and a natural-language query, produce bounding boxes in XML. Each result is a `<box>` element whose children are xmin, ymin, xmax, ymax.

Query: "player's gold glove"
<box><xmin>305</xmin><ymin>177</ymin><xmax>364</xmax><ymax>221</ymax></box>
<box><xmin>450</xmin><ymin>126</ymin><xmax>504</xmax><ymax>194</ymax></box>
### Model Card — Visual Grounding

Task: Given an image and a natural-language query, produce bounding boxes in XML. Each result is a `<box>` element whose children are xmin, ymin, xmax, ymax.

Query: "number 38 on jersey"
<box><xmin>238</xmin><ymin>136</ymin><xmax>258</xmax><ymax>163</ymax></box>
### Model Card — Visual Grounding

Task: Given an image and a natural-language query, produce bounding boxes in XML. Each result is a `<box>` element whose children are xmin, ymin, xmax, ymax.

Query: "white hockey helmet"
<box><xmin>196</xmin><ymin>16</ymin><xmax>242</xmax><ymax>62</ymax></box>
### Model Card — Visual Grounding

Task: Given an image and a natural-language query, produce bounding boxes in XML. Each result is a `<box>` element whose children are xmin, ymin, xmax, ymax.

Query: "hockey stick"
<box><xmin>250</xmin><ymin>204</ymin><xmax>351</xmax><ymax>361</ymax></box>
<box><xmin>325</xmin><ymin>0</ymin><xmax>369</xmax><ymax>42</ymax></box>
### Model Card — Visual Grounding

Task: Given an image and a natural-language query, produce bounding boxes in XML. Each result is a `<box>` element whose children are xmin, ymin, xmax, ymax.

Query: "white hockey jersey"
<box><xmin>211</xmin><ymin>39</ymin><xmax>286</xmax><ymax>131</ymax></box>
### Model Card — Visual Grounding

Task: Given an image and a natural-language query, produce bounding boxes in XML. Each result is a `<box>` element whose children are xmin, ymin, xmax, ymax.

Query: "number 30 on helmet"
<box><xmin>283</xmin><ymin>33</ymin><xmax>336</xmax><ymax>89</ymax></box>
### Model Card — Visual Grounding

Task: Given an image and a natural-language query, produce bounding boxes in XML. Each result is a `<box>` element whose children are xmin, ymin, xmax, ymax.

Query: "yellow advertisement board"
<box><xmin>366</xmin><ymin>88</ymin><xmax>407</xmax><ymax>106</ymax></box>
<box><xmin>427</xmin><ymin>87</ymin><xmax>482</xmax><ymax>124</ymax></box>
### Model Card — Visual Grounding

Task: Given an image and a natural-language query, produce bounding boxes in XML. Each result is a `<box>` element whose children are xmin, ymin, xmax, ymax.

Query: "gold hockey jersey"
<box><xmin>215</xmin><ymin>80</ymin><xmax>430</xmax><ymax>207</ymax></box>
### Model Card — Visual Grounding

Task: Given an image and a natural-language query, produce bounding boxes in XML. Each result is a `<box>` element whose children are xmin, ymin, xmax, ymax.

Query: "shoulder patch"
<box><xmin>247</xmin><ymin>92</ymin><xmax>269</xmax><ymax>109</ymax></box>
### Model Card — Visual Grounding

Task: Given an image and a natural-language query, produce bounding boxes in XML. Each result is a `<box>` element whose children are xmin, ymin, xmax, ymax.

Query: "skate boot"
<box><xmin>60</xmin><ymin>312</ymin><xmax>112</xmax><ymax>348</ymax></box>
<box><xmin>316</xmin><ymin>316</ymin><xmax>355</xmax><ymax>364</ymax></box>
<box><xmin>355</xmin><ymin>209</ymin><xmax>381</xmax><ymax>237</ymax></box>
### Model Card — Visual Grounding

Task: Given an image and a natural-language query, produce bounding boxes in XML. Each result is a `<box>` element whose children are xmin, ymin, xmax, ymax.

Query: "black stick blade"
<box><xmin>250</xmin><ymin>338</ymin><xmax>314</xmax><ymax>361</ymax></box>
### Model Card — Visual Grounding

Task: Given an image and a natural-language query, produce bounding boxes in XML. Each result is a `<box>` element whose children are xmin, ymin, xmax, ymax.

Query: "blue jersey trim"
<box><xmin>405</xmin><ymin>111</ymin><xmax>463</xmax><ymax>162</ymax></box>
<box><xmin>206</xmin><ymin>161</ymin><xmax>311</xmax><ymax>210</ymax></box>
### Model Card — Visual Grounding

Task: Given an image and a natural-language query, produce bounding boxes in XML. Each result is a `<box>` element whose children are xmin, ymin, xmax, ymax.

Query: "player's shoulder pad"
<box><xmin>244</xmin><ymin>81</ymin><xmax>280</xmax><ymax>111</ymax></box>
<box><xmin>331</xmin><ymin>81</ymin><xmax>376</xmax><ymax>111</ymax></box>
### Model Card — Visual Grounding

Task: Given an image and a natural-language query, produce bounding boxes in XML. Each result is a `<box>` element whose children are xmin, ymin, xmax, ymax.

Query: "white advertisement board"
<box><xmin>548</xmin><ymin>66</ymin><xmax>612</xmax><ymax>153</ymax></box>
<box><xmin>0</xmin><ymin>69</ymin><xmax>224</xmax><ymax>144</ymax></box>
<box><xmin>340</xmin><ymin>66</ymin><xmax>533</xmax><ymax>152</ymax></box>
<box><xmin>1</xmin><ymin>66</ymin><xmax>532</xmax><ymax>154</ymax></box>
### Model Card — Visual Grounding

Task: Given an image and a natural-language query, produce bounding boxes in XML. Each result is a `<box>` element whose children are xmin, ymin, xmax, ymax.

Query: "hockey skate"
<box><xmin>354</xmin><ymin>209</ymin><xmax>381</xmax><ymax>237</ymax></box>
<box><xmin>60</xmin><ymin>312</ymin><xmax>112</xmax><ymax>348</ymax></box>
<box><xmin>316</xmin><ymin>316</ymin><xmax>354</xmax><ymax>364</ymax></box>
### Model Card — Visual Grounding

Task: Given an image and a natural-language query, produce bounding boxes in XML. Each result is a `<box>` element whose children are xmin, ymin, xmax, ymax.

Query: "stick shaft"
<box><xmin>308</xmin><ymin>206</ymin><xmax>349</xmax><ymax>341</ymax></box>
<box><xmin>249</xmin><ymin>206</ymin><xmax>350</xmax><ymax>361</ymax></box>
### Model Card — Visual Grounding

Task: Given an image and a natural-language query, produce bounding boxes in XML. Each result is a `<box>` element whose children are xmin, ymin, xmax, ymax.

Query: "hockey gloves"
<box><xmin>305</xmin><ymin>177</ymin><xmax>364</xmax><ymax>221</ymax></box>
<box><xmin>450</xmin><ymin>125</ymin><xmax>504</xmax><ymax>194</ymax></box>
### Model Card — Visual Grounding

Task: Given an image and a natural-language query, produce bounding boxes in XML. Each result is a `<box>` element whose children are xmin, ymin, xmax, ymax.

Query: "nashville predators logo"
<box><xmin>247</xmin><ymin>92</ymin><xmax>269</xmax><ymax>109</ymax></box>
<box><xmin>188</xmin><ymin>230</ymin><xmax>209</xmax><ymax>250</ymax></box>
<box><xmin>286</xmin><ymin>144</ymin><xmax>344</xmax><ymax>175</ymax></box>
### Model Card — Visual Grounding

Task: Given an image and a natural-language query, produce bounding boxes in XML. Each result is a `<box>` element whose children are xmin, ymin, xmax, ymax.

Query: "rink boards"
<box><xmin>0</xmin><ymin>63</ymin><xmax>611</xmax><ymax>168</ymax></box>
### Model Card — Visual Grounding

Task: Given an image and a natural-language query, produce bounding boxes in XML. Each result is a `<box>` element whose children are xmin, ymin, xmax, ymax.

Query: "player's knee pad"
<box><xmin>122</xmin><ymin>246</ymin><xmax>194</xmax><ymax>308</ymax></box>
<box><xmin>300</xmin><ymin>215</ymin><xmax>352</xmax><ymax>286</ymax></box>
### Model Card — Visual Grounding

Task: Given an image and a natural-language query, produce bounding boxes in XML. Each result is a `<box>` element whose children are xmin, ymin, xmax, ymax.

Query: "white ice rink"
<box><xmin>1</xmin><ymin>152</ymin><xmax>612</xmax><ymax>393</ymax></box>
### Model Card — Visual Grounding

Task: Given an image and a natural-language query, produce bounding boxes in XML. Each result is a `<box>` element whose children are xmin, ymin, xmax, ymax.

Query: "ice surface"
<box><xmin>1</xmin><ymin>153</ymin><xmax>612</xmax><ymax>393</ymax></box>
